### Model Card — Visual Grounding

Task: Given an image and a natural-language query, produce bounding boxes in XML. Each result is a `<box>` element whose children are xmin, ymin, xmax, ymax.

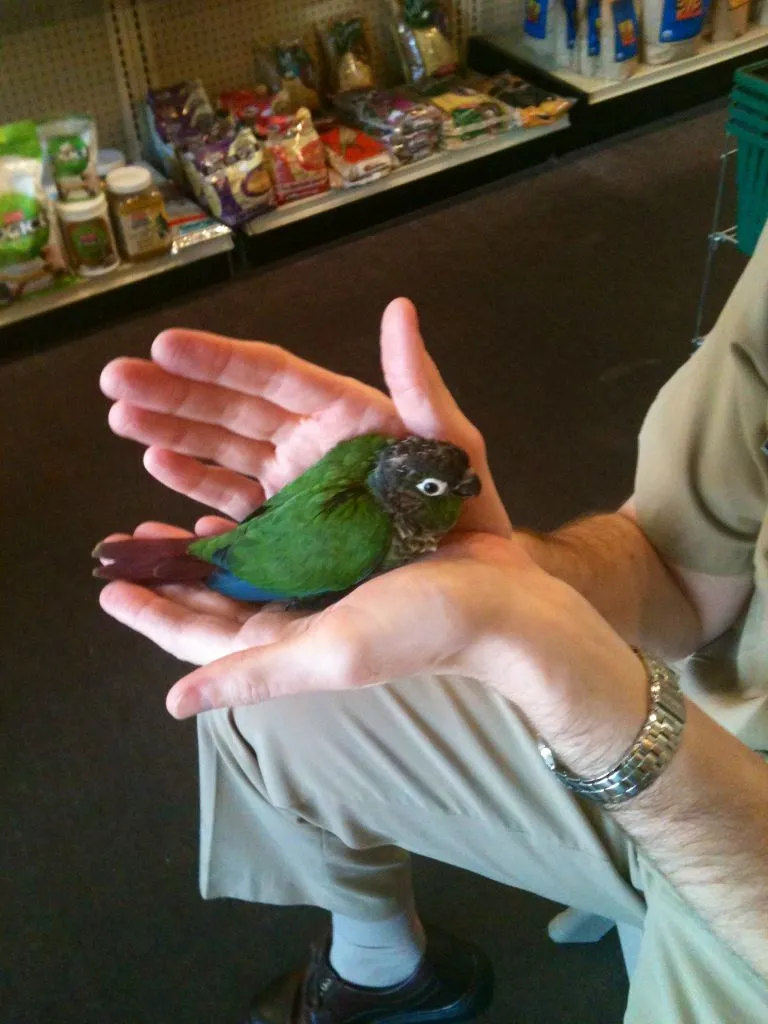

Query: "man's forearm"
<box><xmin>515</xmin><ymin>636</ymin><xmax>768</xmax><ymax>986</ymax></box>
<box><xmin>614</xmin><ymin>698</ymin><xmax>768</xmax><ymax>984</ymax></box>
<box><xmin>517</xmin><ymin>509</ymin><xmax>703</xmax><ymax>660</ymax></box>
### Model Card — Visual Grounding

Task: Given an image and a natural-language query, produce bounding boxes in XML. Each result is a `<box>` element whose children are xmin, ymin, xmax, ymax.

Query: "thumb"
<box><xmin>165</xmin><ymin>616</ymin><xmax>387</xmax><ymax>718</ymax></box>
<box><xmin>380</xmin><ymin>297</ymin><xmax>473</xmax><ymax>441</ymax></box>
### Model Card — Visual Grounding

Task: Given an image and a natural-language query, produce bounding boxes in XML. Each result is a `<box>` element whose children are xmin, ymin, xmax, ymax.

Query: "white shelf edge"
<box><xmin>243</xmin><ymin>119</ymin><xmax>569</xmax><ymax>236</ymax></box>
<box><xmin>0</xmin><ymin>232</ymin><xmax>234</xmax><ymax>330</ymax></box>
<box><xmin>485</xmin><ymin>26</ymin><xmax>768</xmax><ymax>104</ymax></box>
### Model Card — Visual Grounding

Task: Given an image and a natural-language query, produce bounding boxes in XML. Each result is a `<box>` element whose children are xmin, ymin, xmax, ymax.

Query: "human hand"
<box><xmin>99</xmin><ymin>297</ymin><xmax>511</xmax><ymax>537</ymax></box>
<box><xmin>99</xmin><ymin>518</ymin><xmax>645</xmax><ymax>777</ymax></box>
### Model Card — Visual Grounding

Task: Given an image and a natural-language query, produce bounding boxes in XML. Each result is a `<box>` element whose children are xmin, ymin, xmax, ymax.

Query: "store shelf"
<box><xmin>483</xmin><ymin>26</ymin><xmax>768</xmax><ymax>104</ymax></box>
<box><xmin>0</xmin><ymin>233</ymin><xmax>234</xmax><ymax>331</ymax></box>
<box><xmin>242</xmin><ymin>119</ymin><xmax>569</xmax><ymax>236</ymax></box>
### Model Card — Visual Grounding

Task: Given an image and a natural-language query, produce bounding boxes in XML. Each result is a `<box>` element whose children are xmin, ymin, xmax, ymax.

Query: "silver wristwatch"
<box><xmin>537</xmin><ymin>649</ymin><xmax>687</xmax><ymax>808</ymax></box>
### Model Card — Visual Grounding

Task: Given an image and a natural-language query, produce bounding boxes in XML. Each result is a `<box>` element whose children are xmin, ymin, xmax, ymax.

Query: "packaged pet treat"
<box><xmin>429</xmin><ymin>87</ymin><xmax>513</xmax><ymax>148</ymax></box>
<box><xmin>183</xmin><ymin>127</ymin><xmax>275</xmax><ymax>227</ymax></box>
<box><xmin>642</xmin><ymin>0</ymin><xmax>707</xmax><ymax>64</ymax></box>
<box><xmin>477</xmin><ymin>73</ymin><xmax>575</xmax><ymax>128</ymax></box>
<box><xmin>388</xmin><ymin>0</ymin><xmax>459</xmax><ymax>86</ymax></box>
<box><xmin>38</xmin><ymin>116</ymin><xmax>99</xmax><ymax>201</ymax></box>
<box><xmin>0</xmin><ymin>121</ymin><xmax>73</xmax><ymax>306</ymax></box>
<box><xmin>320</xmin><ymin>125</ymin><xmax>395</xmax><ymax>187</ymax></box>
<box><xmin>145</xmin><ymin>80</ymin><xmax>216</xmax><ymax>180</ymax></box>
<box><xmin>333</xmin><ymin>89</ymin><xmax>442</xmax><ymax>162</ymax></box>
<box><xmin>264</xmin><ymin>109</ymin><xmax>329</xmax><ymax>205</ymax></box>
<box><xmin>218</xmin><ymin>87</ymin><xmax>276</xmax><ymax>135</ymax></box>
<box><xmin>274</xmin><ymin>41</ymin><xmax>322</xmax><ymax>112</ymax></box>
<box><xmin>318</xmin><ymin>17</ymin><xmax>376</xmax><ymax>96</ymax></box>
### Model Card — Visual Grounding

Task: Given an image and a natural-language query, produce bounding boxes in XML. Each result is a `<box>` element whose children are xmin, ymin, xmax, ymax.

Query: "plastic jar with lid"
<box><xmin>96</xmin><ymin>148</ymin><xmax>126</xmax><ymax>180</ymax></box>
<box><xmin>106</xmin><ymin>165</ymin><xmax>172</xmax><ymax>261</ymax></box>
<box><xmin>57</xmin><ymin>193</ymin><xmax>120</xmax><ymax>276</ymax></box>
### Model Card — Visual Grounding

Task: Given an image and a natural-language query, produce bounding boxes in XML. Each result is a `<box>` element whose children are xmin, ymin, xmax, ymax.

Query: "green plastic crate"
<box><xmin>727</xmin><ymin>60</ymin><xmax>768</xmax><ymax>255</ymax></box>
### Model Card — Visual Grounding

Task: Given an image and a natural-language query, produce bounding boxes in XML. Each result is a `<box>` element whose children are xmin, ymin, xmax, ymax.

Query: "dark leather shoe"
<box><xmin>247</xmin><ymin>927</ymin><xmax>493</xmax><ymax>1023</ymax></box>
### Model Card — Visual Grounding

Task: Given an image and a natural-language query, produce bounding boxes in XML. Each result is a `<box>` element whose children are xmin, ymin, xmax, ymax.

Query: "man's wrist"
<box><xmin>488</xmin><ymin>601</ymin><xmax>650</xmax><ymax>781</ymax></box>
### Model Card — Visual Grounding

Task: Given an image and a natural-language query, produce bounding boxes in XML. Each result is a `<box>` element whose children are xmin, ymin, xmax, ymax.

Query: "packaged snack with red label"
<box><xmin>264</xmin><ymin>109</ymin><xmax>329</xmax><ymax>205</ymax></box>
<box><xmin>320</xmin><ymin>125</ymin><xmax>395</xmax><ymax>187</ymax></box>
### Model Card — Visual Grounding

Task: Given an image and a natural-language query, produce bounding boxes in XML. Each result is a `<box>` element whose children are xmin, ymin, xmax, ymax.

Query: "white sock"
<box><xmin>329</xmin><ymin>906</ymin><xmax>427</xmax><ymax>989</ymax></box>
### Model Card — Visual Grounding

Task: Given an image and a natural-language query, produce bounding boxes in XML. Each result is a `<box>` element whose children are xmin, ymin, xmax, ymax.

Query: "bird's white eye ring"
<box><xmin>416</xmin><ymin>477</ymin><xmax>448</xmax><ymax>497</ymax></box>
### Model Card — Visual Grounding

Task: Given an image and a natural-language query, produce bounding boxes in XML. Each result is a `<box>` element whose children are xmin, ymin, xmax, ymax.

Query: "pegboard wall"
<box><xmin>0</xmin><ymin>0</ymin><xmax>139</xmax><ymax>156</ymax></box>
<box><xmin>134</xmin><ymin>0</ymin><xmax>526</xmax><ymax>97</ymax></box>
<box><xmin>0</xmin><ymin>0</ymin><xmax>525</xmax><ymax>158</ymax></box>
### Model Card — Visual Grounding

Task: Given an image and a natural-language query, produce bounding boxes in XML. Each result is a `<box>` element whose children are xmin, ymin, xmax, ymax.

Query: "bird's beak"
<box><xmin>454</xmin><ymin>470</ymin><xmax>481</xmax><ymax>497</ymax></box>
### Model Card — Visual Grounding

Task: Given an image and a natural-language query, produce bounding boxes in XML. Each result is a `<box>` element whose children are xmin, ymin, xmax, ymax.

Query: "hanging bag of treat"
<box><xmin>388</xmin><ymin>0</ymin><xmax>459</xmax><ymax>87</ymax></box>
<box><xmin>318</xmin><ymin>17</ymin><xmax>376</xmax><ymax>96</ymax></box>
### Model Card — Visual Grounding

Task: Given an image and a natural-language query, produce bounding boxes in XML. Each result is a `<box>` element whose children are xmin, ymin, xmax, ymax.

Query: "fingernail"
<box><xmin>170</xmin><ymin>687</ymin><xmax>214</xmax><ymax>719</ymax></box>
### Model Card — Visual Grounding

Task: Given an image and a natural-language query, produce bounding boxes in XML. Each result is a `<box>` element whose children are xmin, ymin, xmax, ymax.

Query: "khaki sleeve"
<box><xmin>633</xmin><ymin>224</ymin><xmax>768</xmax><ymax>575</ymax></box>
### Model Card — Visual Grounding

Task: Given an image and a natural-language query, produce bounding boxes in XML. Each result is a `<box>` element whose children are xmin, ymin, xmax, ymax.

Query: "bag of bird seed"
<box><xmin>317</xmin><ymin>16</ymin><xmax>376</xmax><ymax>97</ymax></box>
<box><xmin>706</xmin><ymin>0</ymin><xmax>749</xmax><ymax>41</ymax></box>
<box><xmin>388</xmin><ymin>0</ymin><xmax>459</xmax><ymax>87</ymax></box>
<box><xmin>578</xmin><ymin>0</ymin><xmax>639</xmax><ymax>79</ymax></box>
<box><xmin>525</xmin><ymin>0</ymin><xmax>580</xmax><ymax>69</ymax></box>
<box><xmin>0</xmin><ymin>121</ymin><xmax>72</xmax><ymax>306</ymax></box>
<box><xmin>642</xmin><ymin>0</ymin><xmax>707</xmax><ymax>64</ymax></box>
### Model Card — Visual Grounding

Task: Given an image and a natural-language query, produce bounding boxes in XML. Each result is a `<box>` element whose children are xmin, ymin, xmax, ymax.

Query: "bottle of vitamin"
<box><xmin>56</xmin><ymin>193</ymin><xmax>120</xmax><ymax>276</ymax></box>
<box><xmin>106</xmin><ymin>166</ymin><xmax>172</xmax><ymax>261</ymax></box>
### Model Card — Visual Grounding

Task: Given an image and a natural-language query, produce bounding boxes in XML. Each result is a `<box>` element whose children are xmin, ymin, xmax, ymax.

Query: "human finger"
<box><xmin>108</xmin><ymin>402</ymin><xmax>274</xmax><ymax>478</ymax></box>
<box><xmin>149</xmin><ymin>328</ymin><xmax>382</xmax><ymax>416</ymax></box>
<box><xmin>98</xmin><ymin>580</ymin><xmax>243</xmax><ymax>665</ymax></box>
<box><xmin>100</xmin><ymin>358</ymin><xmax>296</xmax><ymax>442</ymax></box>
<box><xmin>143</xmin><ymin>447</ymin><xmax>265</xmax><ymax>519</ymax></box>
<box><xmin>380</xmin><ymin>299</ymin><xmax>512</xmax><ymax>538</ymax></box>
<box><xmin>194</xmin><ymin>514</ymin><xmax>238</xmax><ymax>534</ymax></box>
<box><xmin>380</xmin><ymin>298</ymin><xmax>478</xmax><ymax>444</ymax></box>
<box><xmin>165</xmin><ymin>605</ymin><xmax>430</xmax><ymax>718</ymax></box>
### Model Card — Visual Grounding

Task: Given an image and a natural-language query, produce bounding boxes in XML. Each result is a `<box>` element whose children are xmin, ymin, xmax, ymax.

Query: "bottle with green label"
<box><xmin>57</xmin><ymin>193</ymin><xmax>119</xmax><ymax>276</ymax></box>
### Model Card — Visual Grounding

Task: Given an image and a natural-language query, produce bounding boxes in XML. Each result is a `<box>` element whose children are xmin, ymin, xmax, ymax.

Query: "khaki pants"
<box><xmin>197</xmin><ymin>675</ymin><xmax>768</xmax><ymax>1022</ymax></box>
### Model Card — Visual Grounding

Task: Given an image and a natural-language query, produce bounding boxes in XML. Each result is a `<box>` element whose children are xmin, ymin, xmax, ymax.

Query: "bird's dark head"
<box><xmin>368</xmin><ymin>436</ymin><xmax>481</xmax><ymax>538</ymax></box>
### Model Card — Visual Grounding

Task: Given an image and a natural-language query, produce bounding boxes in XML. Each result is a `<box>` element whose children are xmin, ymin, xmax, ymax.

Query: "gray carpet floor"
<box><xmin>0</xmin><ymin>100</ymin><xmax>747</xmax><ymax>1024</ymax></box>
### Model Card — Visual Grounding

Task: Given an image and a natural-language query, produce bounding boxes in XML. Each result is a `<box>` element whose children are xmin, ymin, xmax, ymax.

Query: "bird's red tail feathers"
<box><xmin>92</xmin><ymin>537</ymin><xmax>212</xmax><ymax>584</ymax></box>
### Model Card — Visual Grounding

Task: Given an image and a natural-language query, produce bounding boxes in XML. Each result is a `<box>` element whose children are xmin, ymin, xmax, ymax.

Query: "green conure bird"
<box><xmin>93</xmin><ymin>434</ymin><xmax>481</xmax><ymax>603</ymax></box>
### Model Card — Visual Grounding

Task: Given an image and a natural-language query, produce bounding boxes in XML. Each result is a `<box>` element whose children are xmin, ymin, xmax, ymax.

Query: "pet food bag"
<box><xmin>183</xmin><ymin>127</ymin><xmax>275</xmax><ymax>227</ymax></box>
<box><xmin>430</xmin><ymin>87</ymin><xmax>514</xmax><ymax>148</ymax></box>
<box><xmin>0</xmin><ymin>121</ymin><xmax>72</xmax><ymax>306</ymax></box>
<box><xmin>643</xmin><ymin>0</ymin><xmax>707</xmax><ymax>64</ymax></box>
<box><xmin>388</xmin><ymin>0</ymin><xmax>459</xmax><ymax>86</ymax></box>
<box><xmin>524</xmin><ymin>0</ymin><xmax>579</xmax><ymax>69</ymax></box>
<box><xmin>578</xmin><ymin>0</ymin><xmax>639</xmax><ymax>80</ymax></box>
<box><xmin>318</xmin><ymin>17</ymin><xmax>376</xmax><ymax>96</ymax></box>
<box><xmin>477</xmin><ymin>72</ymin><xmax>575</xmax><ymax>128</ymax></box>
<box><xmin>320</xmin><ymin>125</ymin><xmax>395</xmax><ymax>187</ymax></box>
<box><xmin>264</xmin><ymin>109</ymin><xmax>329</xmax><ymax>205</ymax></box>
<box><xmin>333</xmin><ymin>90</ymin><xmax>443</xmax><ymax>163</ymax></box>
<box><xmin>707</xmin><ymin>0</ymin><xmax>750</xmax><ymax>42</ymax></box>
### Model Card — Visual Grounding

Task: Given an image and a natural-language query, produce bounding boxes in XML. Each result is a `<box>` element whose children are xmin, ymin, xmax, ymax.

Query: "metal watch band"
<box><xmin>537</xmin><ymin>649</ymin><xmax>687</xmax><ymax>808</ymax></box>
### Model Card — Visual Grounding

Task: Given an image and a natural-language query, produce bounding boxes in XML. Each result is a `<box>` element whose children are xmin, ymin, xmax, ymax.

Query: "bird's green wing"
<box><xmin>241</xmin><ymin>433</ymin><xmax>394</xmax><ymax>522</ymax></box>
<box><xmin>191</xmin><ymin>482</ymin><xmax>393</xmax><ymax>597</ymax></box>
